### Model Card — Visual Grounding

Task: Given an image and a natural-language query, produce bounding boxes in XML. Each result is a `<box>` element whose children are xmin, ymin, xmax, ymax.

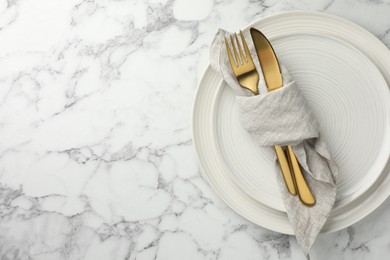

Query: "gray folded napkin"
<box><xmin>210</xmin><ymin>29</ymin><xmax>338</xmax><ymax>255</ymax></box>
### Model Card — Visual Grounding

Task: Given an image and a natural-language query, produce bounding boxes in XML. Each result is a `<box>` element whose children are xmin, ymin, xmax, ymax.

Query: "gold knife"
<box><xmin>250</xmin><ymin>28</ymin><xmax>316</xmax><ymax>206</ymax></box>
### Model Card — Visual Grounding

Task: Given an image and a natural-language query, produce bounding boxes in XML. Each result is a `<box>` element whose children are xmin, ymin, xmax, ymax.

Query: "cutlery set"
<box><xmin>224</xmin><ymin>28</ymin><xmax>315</xmax><ymax>206</ymax></box>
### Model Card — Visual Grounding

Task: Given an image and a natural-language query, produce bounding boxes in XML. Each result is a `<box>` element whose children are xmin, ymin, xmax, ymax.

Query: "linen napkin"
<box><xmin>210</xmin><ymin>29</ymin><xmax>338</xmax><ymax>255</ymax></box>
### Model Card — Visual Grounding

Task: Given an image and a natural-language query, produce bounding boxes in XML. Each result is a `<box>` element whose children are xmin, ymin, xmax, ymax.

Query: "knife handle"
<box><xmin>274</xmin><ymin>145</ymin><xmax>297</xmax><ymax>195</ymax></box>
<box><xmin>286</xmin><ymin>146</ymin><xmax>316</xmax><ymax>206</ymax></box>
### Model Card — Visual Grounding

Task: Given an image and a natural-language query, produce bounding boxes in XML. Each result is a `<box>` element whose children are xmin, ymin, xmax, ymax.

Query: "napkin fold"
<box><xmin>210</xmin><ymin>29</ymin><xmax>338</xmax><ymax>255</ymax></box>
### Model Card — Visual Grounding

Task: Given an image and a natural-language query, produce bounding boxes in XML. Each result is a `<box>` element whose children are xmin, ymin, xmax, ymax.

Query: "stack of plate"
<box><xmin>192</xmin><ymin>11</ymin><xmax>390</xmax><ymax>234</ymax></box>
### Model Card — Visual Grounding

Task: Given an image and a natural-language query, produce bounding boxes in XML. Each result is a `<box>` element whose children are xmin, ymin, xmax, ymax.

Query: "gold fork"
<box><xmin>224</xmin><ymin>31</ymin><xmax>297</xmax><ymax>196</ymax></box>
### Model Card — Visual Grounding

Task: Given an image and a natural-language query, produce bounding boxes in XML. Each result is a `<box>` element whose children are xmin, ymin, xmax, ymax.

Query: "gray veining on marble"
<box><xmin>0</xmin><ymin>0</ymin><xmax>389</xmax><ymax>259</ymax></box>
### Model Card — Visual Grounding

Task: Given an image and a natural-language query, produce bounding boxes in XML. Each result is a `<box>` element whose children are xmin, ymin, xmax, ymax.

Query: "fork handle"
<box><xmin>286</xmin><ymin>146</ymin><xmax>316</xmax><ymax>206</ymax></box>
<box><xmin>274</xmin><ymin>145</ymin><xmax>297</xmax><ymax>195</ymax></box>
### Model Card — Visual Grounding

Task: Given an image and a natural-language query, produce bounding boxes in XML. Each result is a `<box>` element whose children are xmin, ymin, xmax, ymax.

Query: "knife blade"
<box><xmin>250</xmin><ymin>27</ymin><xmax>315</xmax><ymax>206</ymax></box>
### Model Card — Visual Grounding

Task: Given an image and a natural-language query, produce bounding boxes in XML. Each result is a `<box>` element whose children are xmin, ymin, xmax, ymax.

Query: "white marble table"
<box><xmin>0</xmin><ymin>0</ymin><xmax>389</xmax><ymax>259</ymax></box>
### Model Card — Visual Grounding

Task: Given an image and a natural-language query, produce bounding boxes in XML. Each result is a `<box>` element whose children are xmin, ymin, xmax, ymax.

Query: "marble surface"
<box><xmin>0</xmin><ymin>0</ymin><xmax>389</xmax><ymax>259</ymax></box>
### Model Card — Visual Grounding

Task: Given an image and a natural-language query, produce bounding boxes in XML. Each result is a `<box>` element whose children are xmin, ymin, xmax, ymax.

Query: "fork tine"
<box><xmin>234</xmin><ymin>33</ymin><xmax>245</xmax><ymax>64</ymax></box>
<box><xmin>240</xmin><ymin>31</ymin><xmax>252</xmax><ymax>63</ymax></box>
<box><xmin>230</xmin><ymin>35</ymin><xmax>241</xmax><ymax>65</ymax></box>
<box><xmin>224</xmin><ymin>36</ymin><xmax>236</xmax><ymax>67</ymax></box>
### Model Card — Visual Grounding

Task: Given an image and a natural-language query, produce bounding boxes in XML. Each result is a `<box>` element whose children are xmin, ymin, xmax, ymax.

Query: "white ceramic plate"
<box><xmin>192</xmin><ymin>11</ymin><xmax>390</xmax><ymax>234</ymax></box>
<box><xmin>217</xmin><ymin>33</ymin><xmax>389</xmax><ymax>212</ymax></box>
